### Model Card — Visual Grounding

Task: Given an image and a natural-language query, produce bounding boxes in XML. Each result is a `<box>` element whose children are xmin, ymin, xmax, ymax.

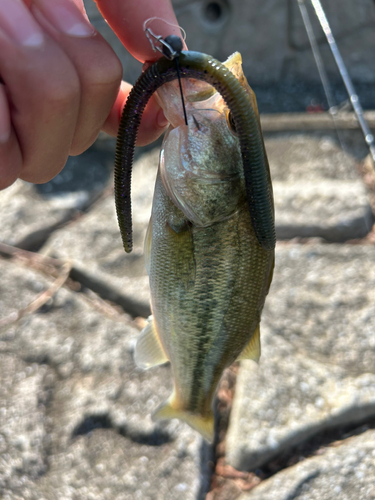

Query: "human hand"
<box><xmin>0</xmin><ymin>0</ymin><xmax>183</xmax><ymax>190</ymax></box>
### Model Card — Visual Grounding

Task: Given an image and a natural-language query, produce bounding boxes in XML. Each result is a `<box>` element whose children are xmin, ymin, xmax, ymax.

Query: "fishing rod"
<box><xmin>297</xmin><ymin>0</ymin><xmax>335</xmax><ymax>112</ymax></box>
<box><xmin>296</xmin><ymin>0</ymin><xmax>347</xmax><ymax>152</ymax></box>
<box><xmin>298</xmin><ymin>0</ymin><xmax>375</xmax><ymax>165</ymax></box>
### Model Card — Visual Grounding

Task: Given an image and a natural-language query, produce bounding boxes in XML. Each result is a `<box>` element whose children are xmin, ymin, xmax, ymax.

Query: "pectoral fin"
<box><xmin>153</xmin><ymin>392</ymin><xmax>214</xmax><ymax>443</ymax></box>
<box><xmin>134</xmin><ymin>316</ymin><xmax>169</xmax><ymax>369</ymax></box>
<box><xmin>237</xmin><ymin>324</ymin><xmax>261</xmax><ymax>363</ymax></box>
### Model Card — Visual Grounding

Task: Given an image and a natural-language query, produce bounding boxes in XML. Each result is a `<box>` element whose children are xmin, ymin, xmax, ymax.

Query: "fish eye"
<box><xmin>226</xmin><ymin>110</ymin><xmax>237</xmax><ymax>135</ymax></box>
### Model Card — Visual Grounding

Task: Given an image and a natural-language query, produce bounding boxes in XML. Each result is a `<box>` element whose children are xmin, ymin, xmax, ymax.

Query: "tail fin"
<box><xmin>153</xmin><ymin>393</ymin><xmax>214</xmax><ymax>443</ymax></box>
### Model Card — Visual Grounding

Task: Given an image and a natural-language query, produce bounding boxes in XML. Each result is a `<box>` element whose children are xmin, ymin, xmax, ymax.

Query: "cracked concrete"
<box><xmin>238</xmin><ymin>430</ymin><xmax>375</xmax><ymax>500</ymax></box>
<box><xmin>0</xmin><ymin>124</ymin><xmax>374</xmax><ymax>499</ymax></box>
<box><xmin>0</xmin><ymin>259</ymin><xmax>207</xmax><ymax>500</ymax></box>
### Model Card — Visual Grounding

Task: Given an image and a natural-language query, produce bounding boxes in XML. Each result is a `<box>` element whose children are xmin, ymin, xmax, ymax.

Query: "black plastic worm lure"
<box><xmin>114</xmin><ymin>50</ymin><xmax>275</xmax><ymax>253</ymax></box>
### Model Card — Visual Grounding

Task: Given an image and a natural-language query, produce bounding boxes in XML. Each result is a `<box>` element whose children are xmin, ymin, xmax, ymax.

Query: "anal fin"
<box><xmin>153</xmin><ymin>392</ymin><xmax>214</xmax><ymax>443</ymax></box>
<box><xmin>134</xmin><ymin>316</ymin><xmax>169</xmax><ymax>369</ymax></box>
<box><xmin>237</xmin><ymin>324</ymin><xmax>261</xmax><ymax>363</ymax></box>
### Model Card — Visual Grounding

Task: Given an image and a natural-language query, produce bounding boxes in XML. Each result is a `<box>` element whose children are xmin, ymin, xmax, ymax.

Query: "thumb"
<box><xmin>94</xmin><ymin>0</ymin><xmax>184</xmax><ymax>63</ymax></box>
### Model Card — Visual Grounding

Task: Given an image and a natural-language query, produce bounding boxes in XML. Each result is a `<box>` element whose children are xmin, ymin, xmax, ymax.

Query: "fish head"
<box><xmin>156</xmin><ymin>52</ymin><xmax>256</xmax><ymax>227</ymax></box>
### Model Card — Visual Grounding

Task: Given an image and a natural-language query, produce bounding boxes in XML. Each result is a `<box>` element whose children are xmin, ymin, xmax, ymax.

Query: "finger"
<box><xmin>23</xmin><ymin>0</ymin><xmax>86</xmax><ymax>13</ymax></box>
<box><xmin>95</xmin><ymin>0</ymin><xmax>185</xmax><ymax>63</ymax></box>
<box><xmin>0</xmin><ymin>84</ymin><xmax>10</xmax><ymax>144</ymax></box>
<box><xmin>0</xmin><ymin>132</ymin><xmax>23</xmax><ymax>190</ymax></box>
<box><xmin>31</xmin><ymin>0</ymin><xmax>123</xmax><ymax>155</ymax></box>
<box><xmin>68</xmin><ymin>0</ymin><xmax>88</xmax><ymax>16</ymax></box>
<box><xmin>0</xmin><ymin>84</ymin><xmax>22</xmax><ymax>190</ymax></box>
<box><xmin>97</xmin><ymin>0</ymin><xmax>184</xmax><ymax>145</ymax></box>
<box><xmin>0</xmin><ymin>0</ymin><xmax>80</xmax><ymax>185</ymax></box>
<box><xmin>102</xmin><ymin>81</ymin><xmax>168</xmax><ymax>146</ymax></box>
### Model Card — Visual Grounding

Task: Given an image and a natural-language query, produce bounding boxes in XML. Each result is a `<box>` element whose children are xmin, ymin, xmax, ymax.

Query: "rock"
<box><xmin>0</xmin><ymin>354</ymin><xmax>53</xmax><ymax>499</ymax></box>
<box><xmin>227</xmin><ymin>335</ymin><xmax>375</xmax><ymax>472</ymax></box>
<box><xmin>0</xmin><ymin>148</ymin><xmax>112</xmax><ymax>251</ymax></box>
<box><xmin>266</xmin><ymin>133</ymin><xmax>360</xmax><ymax>182</ymax></box>
<box><xmin>0</xmin><ymin>257</ymin><xmax>148</xmax><ymax>377</ymax></box>
<box><xmin>226</xmin><ymin>244</ymin><xmax>375</xmax><ymax>471</ymax></box>
<box><xmin>0</xmin><ymin>258</ymin><xmax>208</xmax><ymax>499</ymax></box>
<box><xmin>237</xmin><ymin>430</ymin><xmax>375</xmax><ymax>500</ymax></box>
<box><xmin>33</xmin><ymin>368</ymin><xmax>208</xmax><ymax>500</ymax></box>
<box><xmin>36</xmin><ymin>426</ymin><xmax>205</xmax><ymax>500</ymax></box>
<box><xmin>0</xmin><ymin>260</ymin><xmax>52</xmax><ymax>324</ymax></box>
<box><xmin>266</xmin><ymin>133</ymin><xmax>373</xmax><ymax>240</ymax></box>
<box><xmin>33</xmin><ymin>367</ymin><xmax>206</xmax><ymax>500</ymax></box>
<box><xmin>264</xmin><ymin>244</ymin><xmax>375</xmax><ymax>375</ymax></box>
<box><xmin>274</xmin><ymin>180</ymin><xmax>373</xmax><ymax>241</ymax></box>
<box><xmin>41</xmin><ymin>148</ymin><xmax>159</xmax><ymax>315</ymax></box>
<box><xmin>0</xmin><ymin>180</ymin><xmax>78</xmax><ymax>251</ymax></box>
<box><xmin>0</xmin><ymin>258</ymin><xmax>139</xmax><ymax>375</ymax></box>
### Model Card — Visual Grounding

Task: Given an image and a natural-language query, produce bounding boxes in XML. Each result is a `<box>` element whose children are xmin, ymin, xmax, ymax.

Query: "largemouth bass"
<box><xmin>114</xmin><ymin>49</ymin><xmax>275</xmax><ymax>442</ymax></box>
<box><xmin>130</xmin><ymin>53</ymin><xmax>274</xmax><ymax>442</ymax></box>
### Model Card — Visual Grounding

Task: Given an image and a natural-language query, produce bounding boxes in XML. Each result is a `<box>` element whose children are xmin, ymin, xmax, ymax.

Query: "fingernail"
<box><xmin>34</xmin><ymin>0</ymin><xmax>95</xmax><ymax>37</ymax></box>
<box><xmin>0</xmin><ymin>85</ymin><xmax>11</xmax><ymax>143</ymax></box>
<box><xmin>0</xmin><ymin>0</ymin><xmax>44</xmax><ymax>47</ymax></box>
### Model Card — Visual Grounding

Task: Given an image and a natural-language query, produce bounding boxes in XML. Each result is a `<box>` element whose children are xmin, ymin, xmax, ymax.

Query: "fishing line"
<box><xmin>144</xmin><ymin>20</ymin><xmax>188</xmax><ymax>126</ymax></box>
<box><xmin>298</xmin><ymin>0</ymin><xmax>375</xmax><ymax>166</ymax></box>
<box><xmin>297</xmin><ymin>0</ymin><xmax>374</xmax><ymax>234</ymax></box>
<box><xmin>143</xmin><ymin>17</ymin><xmax>187</xmax><ymax>44</ymax></box>
<box><xmin>174</xmin><ymin>55</ymin><xmax>188</xmax><ymax>126</ymax></box>
<box><xmin>309</xmin><ymin>0</ymin><xmax>375</xmax><ymax>165</ymax></box>
<box><xmin>297</xmin><ymin>0</ymin><xmax>346</xmax><ymax>153</ymax></box>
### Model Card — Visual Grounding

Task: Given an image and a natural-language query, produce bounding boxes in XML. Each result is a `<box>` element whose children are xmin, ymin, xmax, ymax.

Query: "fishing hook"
<box><xmin>145</xmin><ymin>29</ymin><xmax>188</xmax><ymax>126</ymax></box>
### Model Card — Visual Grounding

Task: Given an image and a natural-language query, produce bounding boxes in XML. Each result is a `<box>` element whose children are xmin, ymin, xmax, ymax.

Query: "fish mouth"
<box><xmin>172</xmin><ymin>108</ymin><xmax>223</xmax><ymax>138</ymax></box>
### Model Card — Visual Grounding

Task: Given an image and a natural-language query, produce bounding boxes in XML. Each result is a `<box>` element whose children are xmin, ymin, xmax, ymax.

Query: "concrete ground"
<box><xmin>0</xmin><ymin>122</ymin><xmax>374</xmax><ymax>499</ymax></box>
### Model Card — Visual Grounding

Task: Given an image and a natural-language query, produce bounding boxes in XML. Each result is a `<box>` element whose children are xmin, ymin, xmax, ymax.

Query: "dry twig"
<box><xmin>0</xmin><ymin>261</ymin><xmax>71</xmax><ymax>328</ymax></box>
<box><xmin>0</xmin><ymin>241</ymin><xmax>137</xmax><ymax>327</ymax></box>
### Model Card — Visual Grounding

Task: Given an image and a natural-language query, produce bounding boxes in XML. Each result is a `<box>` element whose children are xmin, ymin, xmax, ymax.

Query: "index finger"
<box><xmin>95</xmin><ymin>0</ymin><xmax>184</xmax><ymax>63</ymax></box>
